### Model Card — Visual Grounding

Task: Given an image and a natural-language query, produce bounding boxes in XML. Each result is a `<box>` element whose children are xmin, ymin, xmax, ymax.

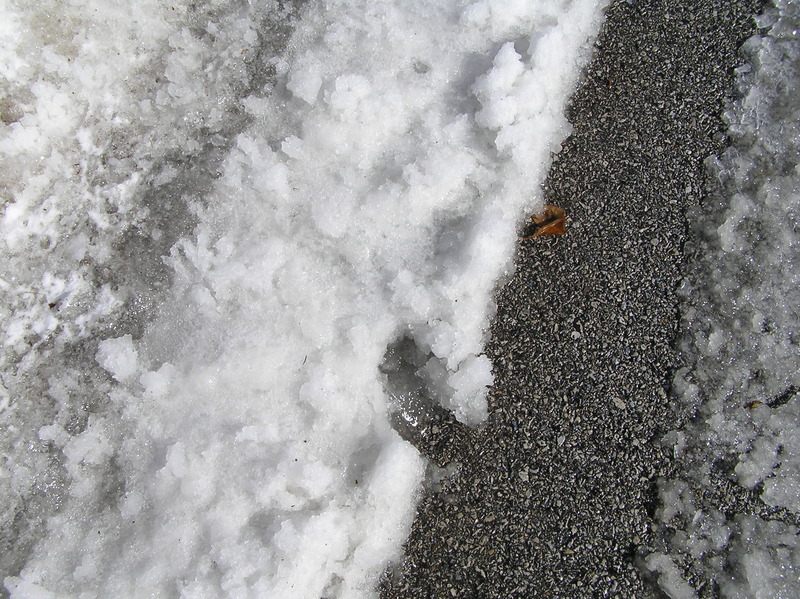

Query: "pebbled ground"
<box><xmin>380</xmin><ymin>1</ymin><xmax>762</xmax><ymax>597</ymax></box>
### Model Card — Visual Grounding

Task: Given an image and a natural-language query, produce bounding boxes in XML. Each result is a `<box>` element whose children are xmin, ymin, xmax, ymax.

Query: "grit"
<box><xmin>380</xmin><ymin>1</ymin><xmax>763</xmax><ymax>597</ymax></box>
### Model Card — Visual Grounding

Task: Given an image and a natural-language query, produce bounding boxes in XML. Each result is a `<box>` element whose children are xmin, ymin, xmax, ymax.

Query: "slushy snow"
<box><xmin>0</xmin><ymin>0</ymin><xmax>606</xmax><ymax>597</ymax></box>
<box><xmin>652</xmin><ymin>1</ymin><xmax>800</xmax><ymax>596</ymax></box>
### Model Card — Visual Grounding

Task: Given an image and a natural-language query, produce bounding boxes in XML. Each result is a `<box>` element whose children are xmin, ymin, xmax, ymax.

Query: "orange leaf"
<box><xmin>523</xmin><ymin>205</ymin><xmax>567</xmax><ymax>239</ymax></box>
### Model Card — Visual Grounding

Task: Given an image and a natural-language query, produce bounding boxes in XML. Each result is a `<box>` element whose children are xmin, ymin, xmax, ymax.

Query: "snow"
<box><xmin>645</xmin><ymin>553</ymin><xmax>699</xmax><ymax>599</ymax></box>
<box><xmin>0</xmin><ymin>0</ymin><xmax>606</xmax><ymax>597</ymax></box>
<box><xmin>654</xmin><ymin>0</ymin><xmax>800</xmax><ymax>596</ymax></box>
<box><xmin>96</xmin><ymin>336</ymin><xmax>139</xmax><ymax>382</ymax></box>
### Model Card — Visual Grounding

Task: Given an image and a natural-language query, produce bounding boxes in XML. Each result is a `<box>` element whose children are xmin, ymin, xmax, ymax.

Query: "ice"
<box><xmin>1</xmin><ymin>0</ymin><xmax>607</xmax><ymax>596</ymax></box>
<box><xmin>95</xmin><ymin>336</ymin><xmax>139</xmax><ymax>382</ymax></box>
<box><xmin>653</xmin><ymin>0</ymin><xmax>800</xmax><ymax>595</ymax></box>
<box><xmin>645</xmin><ymin>553</ymin><xmax>698</xmax><ymax>599</ymax></box>
<box><xmin>287</xmin><ymin>65</ymin><xmax>323</xmax><ymax>105</ymax></box>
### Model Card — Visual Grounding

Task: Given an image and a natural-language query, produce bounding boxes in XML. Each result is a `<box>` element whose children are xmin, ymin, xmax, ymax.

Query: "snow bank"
<box><xmin>1</xmin><ymin>0</ymin><xmax>606</xmax><ymax>596</ymax></box>
<box><xmin>1</xmin><ymin>0</ymin><xmax>299</xmax><ymax>589</ymax></box>
<box><xmin>654</xmin><ymin>1</ymin><xmax>800</xmax><ymax>595</ymax></box>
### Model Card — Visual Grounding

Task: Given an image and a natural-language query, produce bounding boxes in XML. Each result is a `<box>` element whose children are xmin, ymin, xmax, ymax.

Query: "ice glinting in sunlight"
<box><xmin>1</xmin><ymin>0</ymin><xmax>607</xmax><ymax>597</ymax></box>
<box><xmin>0</xmin><ymin>0</ymin><xmax>303</xmax><ymax>591</ymax></box>
<box><xmin>652</xmin><ymin>1</ymin><xmax>800</xmax><ymax>597</ymax></box>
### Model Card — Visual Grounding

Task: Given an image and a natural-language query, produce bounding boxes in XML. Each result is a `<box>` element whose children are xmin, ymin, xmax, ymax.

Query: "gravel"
<box><xmin>380</xmin><ymin>1</ymin><xmax>763</xmax><ymax>597</ymax></box>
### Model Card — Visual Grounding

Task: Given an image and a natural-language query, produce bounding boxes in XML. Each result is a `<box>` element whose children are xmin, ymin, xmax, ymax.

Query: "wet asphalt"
<box><xmin>380</xmin><ymin>1</ymin><xmax>762</xmax><ymax>597</ymax></box>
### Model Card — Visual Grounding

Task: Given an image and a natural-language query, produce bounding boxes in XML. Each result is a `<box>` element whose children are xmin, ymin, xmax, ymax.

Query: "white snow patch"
<box><xmin>645</xmin><ymin>553</ymin><xmax>698</xmax><ymax>599</ymax></box>
<box><xmin>96</xmin><ymin>336</ymin><xmax>139</xmax><ymax>382</ymax></box>
<box><xmin>1</xmin><ymin>0</ymin><xmax>608</xmax><ymax>596</ymax></box>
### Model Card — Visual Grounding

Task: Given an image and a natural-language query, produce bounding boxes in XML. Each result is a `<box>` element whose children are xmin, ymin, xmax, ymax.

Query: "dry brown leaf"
<box><xmin>522</xmin><ymin>205</ymin><xmax>567</xmax><ymax>239</ymax></box>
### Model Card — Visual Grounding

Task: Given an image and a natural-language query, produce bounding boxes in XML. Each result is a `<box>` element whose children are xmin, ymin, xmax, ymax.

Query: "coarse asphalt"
<box><xmin>381</xmin><ymin>1</ymin><xmax>763</xmax><ymax>597</ymax></box>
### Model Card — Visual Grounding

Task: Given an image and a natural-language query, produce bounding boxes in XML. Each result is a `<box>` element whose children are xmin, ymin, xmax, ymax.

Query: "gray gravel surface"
<box><xmin>380</xmin><ymin>1</ymin><xmax>762</xmax><ymax>597</ymax></box>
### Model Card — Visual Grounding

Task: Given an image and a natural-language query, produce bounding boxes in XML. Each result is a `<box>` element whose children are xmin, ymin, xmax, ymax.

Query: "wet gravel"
<box><xmin>380</xmin><ymin>1</ymin><xmax>762</xmax><ymax>597</ymax></box>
